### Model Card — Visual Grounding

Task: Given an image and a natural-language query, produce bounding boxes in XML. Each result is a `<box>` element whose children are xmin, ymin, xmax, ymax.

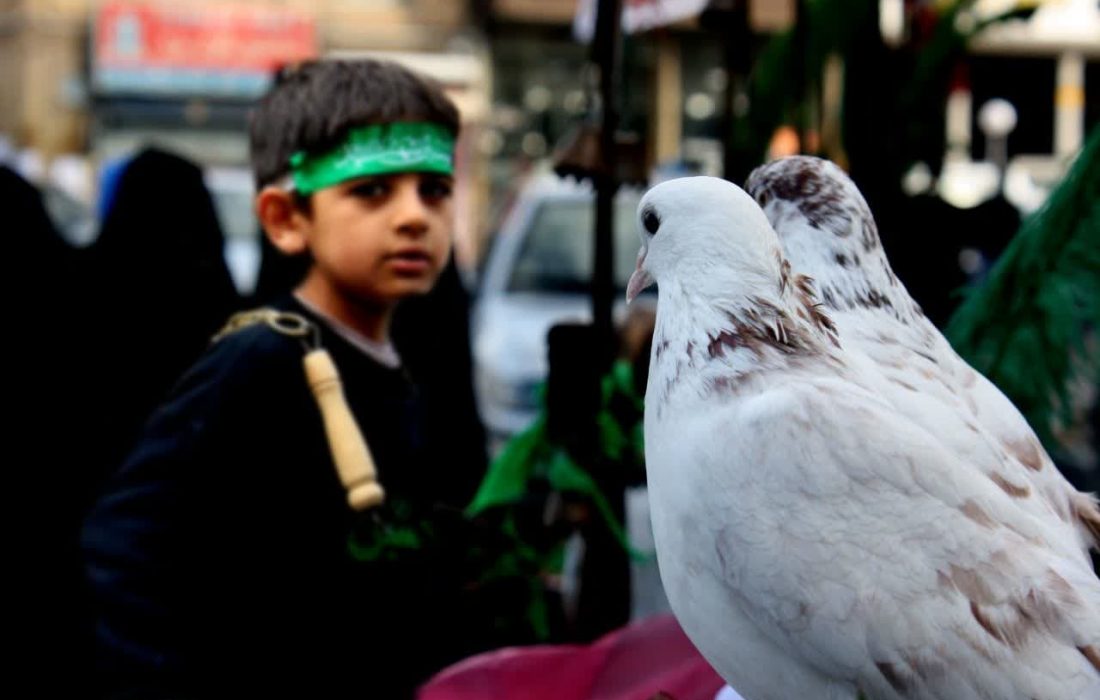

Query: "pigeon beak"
<box><xmin>626</xmin><ymin>248</ymin><xmax>654</xmax><ymax>304</ymax></box>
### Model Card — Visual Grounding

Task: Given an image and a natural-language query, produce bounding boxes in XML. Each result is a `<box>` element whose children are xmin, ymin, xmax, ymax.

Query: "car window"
<box><xmin>42</xmin><ymin>185</ymin><xmax>97</xmax><ymax>246</ymax></box>
<box><xmin>508</xmin><ymin>197</ymin><xmax>643</xmax><ymax>294</ymax></box>
<box><xmin>208</xmin><ymin>186</ymin><xmax>257</xmax><ymax>241</ymax></box>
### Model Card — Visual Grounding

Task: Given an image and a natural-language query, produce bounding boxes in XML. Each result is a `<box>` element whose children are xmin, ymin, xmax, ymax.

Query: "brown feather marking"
<box><xmin>708</xmin><ymin>331</ymin><xmax>745</xmax><ymax>359</ymax></box>
<box><xmin>960</xmin><ymin>500</ymin><xmax>996</xmax><ymax>528</ymax></box>
<box><xmin>1073</xmin><ymin>494</ymin><xmax>1100</xmax><ymax>548</ymax></box>
<box><xmin>794</xmin><ymin>274</ymin><xmax>816</xmax><ymax>298</ymax></box>
<box><xmin>914</xmin><ymin>349</ymin><xmax>940</xmax><ymax>366</ymax></box>
<box><xmin>1045</xmin><ymin>569</ymin><xmax>1074</xmax><ymax>600</ymax></box>
<box><xmin>655</xmin><ymin>338</ymin><xmax>669</xmax><ymax>360</ymax></box>
<box><xmin>790</xmin><ymin>273</ymin><xmax>839</xmax><ymax>343</ymax></box>
<box><xmin>709</xmin><ymin>376</ymin><xmax>733</xmax><ymax>394</ymax></box>
<box><xmin>857</xmin><ymin>289</ymin><xmax>894</xmax><ymax>310</ymax></box>
<box><xmin>709</xmin><ymin>307</ymin><xmax>819</xmax><ymax>360</ymax></box>
<box><xmin>888</xmin><ymin>377</ymin><xmax>918</xmax><ymax>392</ymax></box>
<box><xmin>1007</xmin><ymin>437</ymin><xmax>1044</xmax><ymax>472</ymax></box>
<box><xmin>937</xmin><ymin>570</ymin><xmax>954</xmax><ymax>591</ymax></box>
<box><xmin>875</xmin><ymin>662</ymin><xmax>909</xmax><ymax>692</ymax></box>
<box><xmin>989</xmin><ymin>473</ymin><xmax>1031</xmax><ymax>499</ymax></box>
<box><xmin>981</xmin><ymin>570</ymin><xmax>1084</xmax><ymax>651</ymax></box>
<box><xmin>949</xmin><ymin>564</ymin><xmax>996</xmax><ymax>604</ymax></box>
<box><xmin>1080</xmin><ymin>646</ymin><xmax>1100</xmax><ymax>672</ymax></box>
<box><xmin>777</xmin><ymin>254</ymin><xmax>792</xmax><ymax>294</ymax></box>
<box><xmin>970</xmin><ymin>599</ymin><xmax>1041</xmax><ymax>651</ymax></box>
<box><xmin>970</xmin><ymin>601</ymin><xmax>1006</xmax><ymax>645</ymax></box>
<box><xmin>902</xmin><ymin>654</ymin><xmax>942</xmax><ymax>685</ymax></box>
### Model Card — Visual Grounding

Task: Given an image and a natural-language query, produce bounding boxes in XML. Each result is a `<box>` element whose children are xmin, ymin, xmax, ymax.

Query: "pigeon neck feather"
<box><xmin>650</xmin><ymin>253</ymin><xmax>839</xmax><ymax>388</ymax></box>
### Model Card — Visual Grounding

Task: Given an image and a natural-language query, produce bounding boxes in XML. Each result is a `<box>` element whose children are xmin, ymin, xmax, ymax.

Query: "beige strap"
<box><xmin>303</xmin><ymin>348</ymin><xmax>385</xmax><ymax>510</ymax></box>
<box><xmin>213</xmin><ymin>308</ymin><xmax>385</xmax><ymax>511</ymax></box>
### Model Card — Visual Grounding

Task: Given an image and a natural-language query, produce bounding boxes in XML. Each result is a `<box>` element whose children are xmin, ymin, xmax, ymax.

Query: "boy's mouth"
<box><xmin>386</xmin><ymin>248</ymin><xmax>434</xmax><ymax>274</ymax></box>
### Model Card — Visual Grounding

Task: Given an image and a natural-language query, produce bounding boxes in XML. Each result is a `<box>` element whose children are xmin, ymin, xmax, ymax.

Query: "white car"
<box><xmin>472</xmin><ymin>172</ymin><xmax>653</xmax><ymax>441</ymax></box>
<box><xmin>204</xmin><ymin>166</ymin><xmax>261</xmax><ymax>296</ymax></box>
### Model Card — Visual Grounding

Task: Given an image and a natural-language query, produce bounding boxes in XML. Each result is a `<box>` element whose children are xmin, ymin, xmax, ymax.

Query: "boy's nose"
<box><xmin>392</xmin><ymin>180</ymin><xmax>430</xmax><ymax>237</ymax></box>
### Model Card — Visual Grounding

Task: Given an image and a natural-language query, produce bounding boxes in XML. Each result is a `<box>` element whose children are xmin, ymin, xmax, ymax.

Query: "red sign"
<box><xmin>94</xmin><ymin>1</ymin><xmax>317</xmax><ymax>95</ymax></box>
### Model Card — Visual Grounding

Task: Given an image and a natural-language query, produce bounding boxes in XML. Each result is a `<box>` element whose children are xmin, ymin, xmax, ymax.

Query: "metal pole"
<box><xmin>592</xmin><ymin>0</ymin><xmax>622</xmax><ymax>369</ymax></box>
<box><xmin>793</xmin><ymin>0</ymin><xmax>810</xmax><ymax>153</ymax></box>
<box><xmin>720</xmin><ymin>7</ymin><xmax>751</xmax><ymax>182</ymax></box>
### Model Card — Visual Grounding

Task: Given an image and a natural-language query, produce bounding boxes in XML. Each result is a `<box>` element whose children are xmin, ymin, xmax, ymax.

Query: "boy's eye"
<box><xmin>349</xmin><ymin>180</ymin><xmax>388</xmax><ymax>198</ymax></box>
<box><xmin>419</xmin><ymin>177</ymin><xmax>453</xmax><ymax>200</ymax></box>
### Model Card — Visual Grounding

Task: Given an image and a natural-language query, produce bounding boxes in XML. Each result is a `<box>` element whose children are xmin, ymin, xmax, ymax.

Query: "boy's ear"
<box><xmin>256</xmin><ymin>186</ymin><xmax>309</xmax><ymax>255</ymax></box>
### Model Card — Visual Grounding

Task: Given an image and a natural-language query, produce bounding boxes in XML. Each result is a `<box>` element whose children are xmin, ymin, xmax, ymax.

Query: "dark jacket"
<box><xmin>87</xmin><ymin>148</ymin><xmax>241</xmax><ymax>477</ymax></box>
<box><xmin>5</xmin><ymin>165</ymin><xmax>98</xmax><ymax>692</ymax></box>
<box><xmin>83</xmin><ymin>295</ymin><xmax>483</xmax><ymax>699</ymax></box>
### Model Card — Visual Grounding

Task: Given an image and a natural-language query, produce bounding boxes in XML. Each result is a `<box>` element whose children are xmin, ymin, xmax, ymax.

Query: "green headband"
<box><xmin>289</xmin><ymin>122</ymin><xmax>455</xmax><ymax>195</ymax></box>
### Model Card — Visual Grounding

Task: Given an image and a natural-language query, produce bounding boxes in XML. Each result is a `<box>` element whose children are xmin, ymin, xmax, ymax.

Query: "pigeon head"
<box><xmin>626</xmin><ymin>176</ymin><xmax>787</xmax><ymax>309</ymax></box>
<box><xmin>629</xmin><ymin>176</ymin><xmax>839</xmax><ymax>401</ymax></box>
<box><xmin>745</xmin><ymin>156</ymin><xmax>910</xmax><ymax>319</ymax></box>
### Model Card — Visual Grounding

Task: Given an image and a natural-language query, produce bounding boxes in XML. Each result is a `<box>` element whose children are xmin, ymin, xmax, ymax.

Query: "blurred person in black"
<box><xmin>838</xmin><ymin>6</ymin><xmax>1022</xmax><ymax>329</ymax></box>
<box><xmin>4</xmin><ymin>165</ymin><xmax>98</xmax><ymax>692</ymax></box>
<box><xmin>85</xmin><ymin>148</ymin><xmax>242</xmax><ymax>477</ymax></box>
<box><xmin>880</xmin><ymin>189</ymin><xmax>1020</xmax><ymax>328</ymax></box>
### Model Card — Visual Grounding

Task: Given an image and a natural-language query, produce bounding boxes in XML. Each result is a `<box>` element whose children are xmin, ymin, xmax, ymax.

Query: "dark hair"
<box><xmin>249</xmin><ymin>59</ymin><xmax>460</xmax><ymax>190</ymax></box>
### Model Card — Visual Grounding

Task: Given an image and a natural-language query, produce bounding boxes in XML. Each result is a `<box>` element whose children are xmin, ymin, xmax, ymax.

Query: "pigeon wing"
<box><xmin>703</xmin><ymin>378</ymin><xmax>1100</xmax><ymax>700</ymax></box>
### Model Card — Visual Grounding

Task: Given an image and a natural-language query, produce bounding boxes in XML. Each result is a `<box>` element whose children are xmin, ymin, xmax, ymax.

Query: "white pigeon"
<box><xmin>626</xmin><ymin>175</ymin><xmax>1100</xmax><ymax>700</ymax></box>
<box><xmin>744</xmin><ymin>156</ymin><xmax>1100</xmax><ymax>561</ymax></box>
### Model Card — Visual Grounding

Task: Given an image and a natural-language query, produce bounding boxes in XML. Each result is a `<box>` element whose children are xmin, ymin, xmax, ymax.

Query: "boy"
<box><xmin>83</xmin><ymin>59</ymin><xmax>483</xmax><ymax>699</ymax></box>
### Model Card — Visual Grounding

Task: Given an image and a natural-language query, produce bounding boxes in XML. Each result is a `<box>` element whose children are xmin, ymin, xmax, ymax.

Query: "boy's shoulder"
<box><xmin>210</xmin><ymin>319</ymin><xmax>302</xmax><ymax>369</ymax></box>
<box><xmin>121</xmin><ymin>305</ymin><xmax>313</xmax><ymax>459</ymax></box>
<box><xmin>181</xmin><ymin>301</ymin><xmax>311</xmax><ymax>395</ymax></box>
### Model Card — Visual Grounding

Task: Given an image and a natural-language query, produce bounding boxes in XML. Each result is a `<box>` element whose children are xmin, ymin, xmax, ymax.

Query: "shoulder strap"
<box><xmin>213</xmin><ymin>308</ymin><xmax>385</xmax><ymax>512</ymax></box>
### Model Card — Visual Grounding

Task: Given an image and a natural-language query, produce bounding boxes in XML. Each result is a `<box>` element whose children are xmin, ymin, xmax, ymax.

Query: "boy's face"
<box><xmin>304</xmin><ymin>172</ymin><xmax>453</xmax><ymax>306</ymax></box>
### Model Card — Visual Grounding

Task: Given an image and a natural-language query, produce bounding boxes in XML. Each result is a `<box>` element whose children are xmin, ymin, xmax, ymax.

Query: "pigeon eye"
<box><xmin>642</xmin><ymin>207</ymin><xmax>661</xmax><ymax>235</ymax></box>
<box><xmin>755</xmin><ymin>190</ymin><xmax>770</xmax><ymax>207</ymax></box>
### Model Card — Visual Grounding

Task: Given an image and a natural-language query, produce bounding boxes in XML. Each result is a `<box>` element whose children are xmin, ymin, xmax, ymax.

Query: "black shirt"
<box><xmin>83</xmin><ymin>295</ymin><xmax>479</xmax><ymax>699</ymax></box>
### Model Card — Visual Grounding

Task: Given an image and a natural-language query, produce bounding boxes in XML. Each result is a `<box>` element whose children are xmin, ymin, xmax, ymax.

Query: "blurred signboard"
<box><xmin>93</xmin><ymin>1</ymin><xmax>317</xmax><ymax>98</ymax></box>
<box><xmin>492</xmin><ymin>0</ymin><xmax>579</xmax><ymax>23</ymax></box>
<box><xmin>573</xmin><ymin>0</ymin><xmax>709</xmax><ymax>42</ymax></box>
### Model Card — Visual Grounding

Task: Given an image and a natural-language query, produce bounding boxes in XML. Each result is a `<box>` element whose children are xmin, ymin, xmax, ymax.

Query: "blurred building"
<box><xmin>3</xmin><ymin>1</ymin><xmax>1094</xmax><ymax>268</ymax></box>
<box><xmin>2</xmin><ymin>1</ymin><xmax>481</xmax><ymax>155</ymax></box>
<box><xmin>475</xmin><ymin>0</ymin><xmax>797</xmax><ymax>235</ymax></box>
<box><xmin>0</xmin><ymin>0</ymin><xmax>491</xmax><ymax>270</ymax></box>
<box><xmin>1</xmin><ymin>0</ymin><xmax>800</xmax><ymax>262</ymax></box>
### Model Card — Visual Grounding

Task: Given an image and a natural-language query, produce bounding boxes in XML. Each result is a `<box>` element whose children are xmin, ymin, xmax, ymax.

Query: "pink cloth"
<box><xmin>418</xmin><ymin>614</ymin><xmax>725</xmax><ymax>700</ymax></box>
